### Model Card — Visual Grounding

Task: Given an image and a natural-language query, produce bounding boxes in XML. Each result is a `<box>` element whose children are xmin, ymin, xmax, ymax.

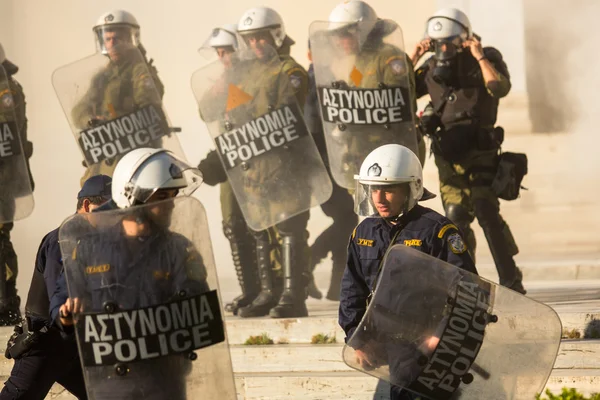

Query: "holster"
<box><xmin>5</xmin><ymin>318</ymin><xmax>48</xmax><ymax>359</ymax></box>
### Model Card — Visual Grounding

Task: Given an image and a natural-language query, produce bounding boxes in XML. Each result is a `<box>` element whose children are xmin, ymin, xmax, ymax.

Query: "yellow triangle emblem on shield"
<box><xmin>350</xmin><ymin>66</ymin><xmax>363</xmax><ymax>86</ymax></box>
<box><xmin>226</xmin><ymin>84</ymin><xmax>253</xmax><ymax>112</ymax></box>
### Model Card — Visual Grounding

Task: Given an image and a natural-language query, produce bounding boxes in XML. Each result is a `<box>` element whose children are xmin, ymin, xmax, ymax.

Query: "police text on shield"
<box><xmin>0</xmin><ymin>122</ymin><xmax>21</xmax><ymax>158</ymax></box>
<box><xmin>408</xmin><ymin>281</ymin><xmax>491</xmax><ymax>398</ymax></box>
<box><xmin>215</xmin><ymin>105</ymin><xmax>309</xmax><ymax>170</ymax></box>
<box><xmin>77</xmin><ymin>291</ymin><xmax>225</xmax><ymax>366</ymax></box>
<box><xmin>77</xmin><ymin>104</ymin><xmax>169</xmax><ymax>165</ymax></box>
<box><xmin>319</xmin><ymin>87</ymin><xmax>410</xmax><ymax>125</ymax></box>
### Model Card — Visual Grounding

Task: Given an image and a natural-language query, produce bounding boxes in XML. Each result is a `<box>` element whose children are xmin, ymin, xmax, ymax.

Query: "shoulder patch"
<box><xmin>138</xmin><ymin>73</ymin><xmax>155</xmax><ymax>89</ymax></box>
<box><xmin>438</xmin><ymin>223</ymin><xmax>459</xmax><ymax>238</ymax></box>
<box><xmin>0</xmin><ymin>91</ymin><xmax>14</xmax><ymax>108</ymax></box>
<box><xmin>289</xmin><ymin>73</ymin><xmax>302</xmax><ymax>89</ymax></box>
<box><xmin>447</xmin><ymin>232</ymin><xmax>467</xmax><ymax>254</ymax></box>
<box><xmin>385</xmin><ymin>56</ymin><xmax>405</xmax><ymax>75</ymax></box>
<box><xmin>351</xmin><ymin>227</ymin><xmax>356</xmax><ymax>240</ymax></box>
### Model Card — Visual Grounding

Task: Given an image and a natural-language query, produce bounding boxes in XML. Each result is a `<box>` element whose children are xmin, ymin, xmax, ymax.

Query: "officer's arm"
<box><xmin>480</xmin><ymin>47</ymin><xmax>511</xmax><ymax>99</ymax></box>
<box><xmin>286</xmin><ymin>67</ymin><xmax>309</xmax><ymax>110</ymax></box>
<box><xmin>339</xmin><ymin>230</ymin><xmax>370</xmax><ymax>342</ymax></box>
<box><xmin>147</xmin><ymin>61</ymin><xmax>165</xmax><ymax>99</ymax></box>
<box><xmin>413</xmin><ymin>57</ymin><xmax>432</xmax><ymax>99</ymax></box>
<box><xmin>70</xmin><ymin>72</ymin><xmax>107</xmax><ymax>129</ymax></box>
<box><xmin>132</xmin><ymin>62</ymin><xmax>163</xmax><ymax>107</ymax></box>
<box><xmin>24</xmin><ymin>234</ymin><xmax>53</xmax><ymax>329</ymax></box>
<box><xmin>431</xmin><ymin>223</ymin><xmax>478</xmax><ymax>275</ymax></box>
<box><xmin>197</xmin><ymin>149</ymin><xmax>227</xmax><ymax>186</ymax></box>
<box><xmin>8</xmin><ymin>79</ymin><xmax>32</xmax><ymax>158</ymax></box>
<box><xmin>173</xmin><ymin>240</ymin><xmax>210</xmax><ymax>296</ymax></box>
<box><xmin>43</xmin><ymin>236</ymin><xmax>65</xmax><ymax>302</ymax></box>
<box><xmin>49</xmin><ymin>271</ymin><xmax>71</xmax><ymax>331</ymax></box>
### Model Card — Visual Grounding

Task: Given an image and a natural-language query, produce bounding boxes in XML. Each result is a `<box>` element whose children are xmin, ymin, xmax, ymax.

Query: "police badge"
<box><xmin>447</xmin><ymin>232</ymin><xmax>467</xmax><ymax>254</ymax></box>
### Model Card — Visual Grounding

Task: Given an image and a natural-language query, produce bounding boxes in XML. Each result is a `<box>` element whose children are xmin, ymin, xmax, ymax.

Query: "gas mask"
<box><xmin>431</xmin><ymin>36</ymin><xmax>463</xmax><ymax>85</ymax></box>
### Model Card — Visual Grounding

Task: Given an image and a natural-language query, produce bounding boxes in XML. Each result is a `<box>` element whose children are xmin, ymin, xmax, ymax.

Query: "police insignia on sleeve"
<box><xmin>289</xmin><ymin>74</ymin><xmax>302</xmax><ymax>89</ymax></box>
<box><xmin>389</xmin><ymin>59</ymin><xmax>405</xmax><ymax>75</ymax></box>
<box><xmin>1</xmin><ymin>93</ymin><xmax>14</xmax><ymax>108</ymax></box>
<box><xmin>448</xmin><ymin>232</ymin><xmax>467</xmax><ymax>254</ymax></box>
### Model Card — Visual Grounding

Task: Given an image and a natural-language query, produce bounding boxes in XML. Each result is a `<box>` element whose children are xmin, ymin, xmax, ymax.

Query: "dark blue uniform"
<box><xmin>0</xmin><ymin>227</ymin><xmax>87</xmax><ymax>400</ymax></box>
<box><xmin>339</xmin><ymin>204</ymin><xmax>477</xmax><ymax>400</ymax></box>
<box><xmin>49</xmin><ymin>220</ymin><xmax>209</xmax><ymax>400</ymax></box>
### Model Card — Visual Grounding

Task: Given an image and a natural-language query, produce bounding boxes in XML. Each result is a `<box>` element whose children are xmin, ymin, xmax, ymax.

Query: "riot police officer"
<box><xmin>412</xmin><ymin>8</ymin><xmax>526</xmax><ymax>294</ymax></box>
<box><xmin>339</xmin><ymin>144</ymin><xmax>477</xmax><ymax>400</ymax></box>
<box><xmin>0</xmin><ymin>175</ymin><xmax>111</xmax><ymax>399</ymax></box>
<box><xmin>72</xmin><ymin>10</ymin><xmax>165</xmax><ymax>186</ymax></box>
<box><xmin>51</xmin><ymin>148</ymin><xmax>208</xmax><ymax>400</ymax></box>
<box><xmin>310</xmin><ymin>0</ymin><xmax>425</xmax><ymax>193</ymax></box>
<box><xmin>196</xmin><ymin>25</ymin><xmax>262</xmax><ymax>315</ymax></box>
<box><xmin>236</xmin><ymin>6</ymin><xmax>314</xmax><ymax>318</ymax></box>
<box><xmin>197</xmin><ymin>7</ymin><xmax>312</xmax><ymax>319</ymax></box>
<box><xmin>0</xmin><ymin>43</ymin><xmax>34</xmax><ymax>326</ymax></box>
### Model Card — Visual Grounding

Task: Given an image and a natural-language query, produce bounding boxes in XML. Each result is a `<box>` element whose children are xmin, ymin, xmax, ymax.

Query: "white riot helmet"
<box><xmin>93</xmin><ymin>10</ymin><xmax>141</xmax><ymax>55</ymax></box>
<box><xmin>327</xmin><ymin>0</ymin><xmax>378</xmax><ymax>49</ymax></box>
<box><xmin>426</xmin><ymin>8</ymin><xmax>472</xmax><ymax>60</ymax></box>
<box><xmin>237</xmin><ymin>7</ymin><xmax>286</xmax><ymax>48</ymax></box>
<box><xmin>111</xmin><ymin>148</ymin><xmax>203</xmax><ymax>209</ymax></box>
<box><xmin>354</xmin><ymin>144</ymin><xmax>434</xmax><ymax>217</ymax></box>
<box><xmin>207</xmin><ymin>24</ymin><xmax>238</xmax><ymax>49</ymax></box>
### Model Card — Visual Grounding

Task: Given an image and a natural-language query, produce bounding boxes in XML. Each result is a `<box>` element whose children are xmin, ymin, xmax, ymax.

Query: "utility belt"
<box><xmin>431</xmin><ymin>124</ymin><xmax>504</xmax><ymax>163</ymax></box>
<box><xmin>5</xmin><ymin>317</ymin><xmax>54</xmax><ymax>359</ymax></box>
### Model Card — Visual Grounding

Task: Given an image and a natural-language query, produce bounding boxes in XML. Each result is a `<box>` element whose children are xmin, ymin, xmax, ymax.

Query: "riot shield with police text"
<box><xmin>0</xmin><ymin>65</ymin><xmax>34</xmax><ymax>223</ymax></box>
<box><xmin>191</xmin><ymin>45</ymin><xmax>332</xmax><ymax>231</ymax></box>
<box><xmin>343</xmin><ymin>245</ymin><xmax>562</xmax><ymax>400</ymax></box>
<box><xmin>58</xmin><ymin>196</ymin><xmax>236</xmax><ymax>400</ymax></box>
<box><xmin>52</xmin><ymin>45</ymin><xmax>184</xmax><ymax>178</ymax></box>
<box><xmin>310</xmin><ymin>19</ymin><xmax>419</xmax><ymax>189</ymax></box>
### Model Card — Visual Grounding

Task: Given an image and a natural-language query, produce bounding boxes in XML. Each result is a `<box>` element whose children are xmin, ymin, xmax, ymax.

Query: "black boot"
<box><xmin>474</xmin><ymin>200</ymin><xmax>526</xmax><ymax>295</ymax></box>
<box><xmin>222</xmin><ymin>221</ymin><xmax>260</xmax><ymax>315</ymax></box>
<box><xmin>238</xmin><ymin>233</ymin><xmax>280</xmax><ymax>318</ymax></box>
<box><xmin>269</xmin><ymin>235</ymin><xmax>309</xmax><ymax>318</ymax></box>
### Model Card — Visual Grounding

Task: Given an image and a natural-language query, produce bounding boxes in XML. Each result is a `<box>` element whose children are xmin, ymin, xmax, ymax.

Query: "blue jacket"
<box><xmin>49</xmin><ymin>221</ymin><xmax>209</xmax><ymax>325</ymax></box>
<box><xmin>24</xmin><ymin>227</ymin><xmax>64</xmax><ymax>331</ymax></box>
<box><xmin>339</xmin><ymin>204</ymin><xmax>478</xmax><ymax>342</ymax></box>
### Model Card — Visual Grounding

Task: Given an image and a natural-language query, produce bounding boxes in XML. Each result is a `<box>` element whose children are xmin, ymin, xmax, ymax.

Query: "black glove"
<box><xmin>419</xmin><ymin>102</ymin><xmax>441</xmax><ymax>137</ymax></box>
<box><xmin>197</xmin><ymin>150</ymin><xmax>227</xmax><ymax>186</ymax></box>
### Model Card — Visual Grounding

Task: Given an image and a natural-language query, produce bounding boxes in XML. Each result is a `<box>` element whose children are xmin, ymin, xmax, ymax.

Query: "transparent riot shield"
<box><xmin>343</xmin><ymin>245</ymin><xmax>562</xmax><ymax>400</ymax></box>
<box><xmin>58</xmin><ymin>196</ymin><xmax>236</xmax><ymax>400</ymax></box>
<box><xmin>52</xmin><ymin>45</ymin><xmax>184</xmax><ymax>179</ymax></box>
<box><xmin>310</xmin><ymin>19</ymin><xmax>419</xmax><ymax>189</ymax></box>
<box><xmin>0</xmin><ymin>65</ymin><xmax>34</xmax><ymax>223</ymax></box>
<box><xmin>191</xmin><ymin>45</ymin><xmax>332</xmax><ymax>231</ymax></box>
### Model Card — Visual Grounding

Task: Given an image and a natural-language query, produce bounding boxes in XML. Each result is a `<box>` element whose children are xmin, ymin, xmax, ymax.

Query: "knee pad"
<box><xmin>445</xmin><ymin>204</ymin><xmax>474</xmax><ymax>226</ymax></box>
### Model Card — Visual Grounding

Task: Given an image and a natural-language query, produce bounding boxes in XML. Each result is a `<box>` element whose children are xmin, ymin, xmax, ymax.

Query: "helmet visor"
<box><xmin>94</xmin><ymin>24</ymin><xmax>140</xmax><ymax>57</ymax></box>
<box><xmin>129</xmin><ymin>160</ymin><xmax>203</xmax><ymax>206</ymax></box>
<box><xmin>354</xmin><ymin>181</ymin><xmax>410</xmax><ymax>217</ymax></box>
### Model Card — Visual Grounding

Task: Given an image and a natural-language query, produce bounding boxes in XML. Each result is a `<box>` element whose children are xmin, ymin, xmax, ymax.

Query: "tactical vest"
<box><xmin>424</xmin><ymin>52</ymin><xmax>499</xmax><ymax>130</ymax></box>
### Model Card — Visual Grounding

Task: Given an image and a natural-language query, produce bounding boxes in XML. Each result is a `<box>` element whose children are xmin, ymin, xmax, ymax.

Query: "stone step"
<box><xmin>224</xmin><ymin>309</ymin><xmax>600</xmax><ymax>345</ymax></box>
<box><xmin>234</xmin><ymin>370</ymin><xmax>600</xmax><ymax>399</ymax></box>
<box><xmin>229</xmin><ymin>340</ymin><xmax>600</xmax><ymax>374</ymax></box>
<box><xmin>9</xmin><ymin>369</ymin><xmax>600</xmax><ymax>400</ymax></box>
